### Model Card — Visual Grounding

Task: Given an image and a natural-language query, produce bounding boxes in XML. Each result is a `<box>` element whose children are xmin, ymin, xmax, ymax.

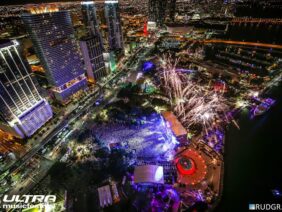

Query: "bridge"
<box><xmin>231</xmin><ymin>18</ymin><xmax>282</xmax><ymax>25</ymax></box>
<box><xmin>201</xmin><ymin>39</ymin><xmax>282</xmax><ymax>49</ymax></box>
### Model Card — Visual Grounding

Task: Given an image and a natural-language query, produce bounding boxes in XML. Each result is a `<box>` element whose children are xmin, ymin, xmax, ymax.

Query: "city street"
<box><xmin>0</xmin><ymin>44</ymin><xmax>155</xmax><ymax>197</ymax></box>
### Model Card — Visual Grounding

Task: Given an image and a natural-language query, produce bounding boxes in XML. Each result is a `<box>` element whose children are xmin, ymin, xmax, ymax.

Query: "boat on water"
<box><xmin>251</xmin><ymin>98</ymin><xmax>276</xmax><ymax>118</ymax></box>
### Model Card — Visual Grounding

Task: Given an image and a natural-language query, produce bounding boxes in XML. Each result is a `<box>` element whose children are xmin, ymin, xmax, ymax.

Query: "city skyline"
<box><xmin>0</xmin><ymin>0</ymin><xmax>281</xmax><ymax>211</ymax></box>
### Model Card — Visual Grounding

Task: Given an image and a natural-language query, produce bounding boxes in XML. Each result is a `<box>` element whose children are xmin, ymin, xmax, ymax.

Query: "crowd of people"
<box><xmin>91</xmin><ymin>111</ymin><xmax>177</xmax><ymax>161</ymax></box>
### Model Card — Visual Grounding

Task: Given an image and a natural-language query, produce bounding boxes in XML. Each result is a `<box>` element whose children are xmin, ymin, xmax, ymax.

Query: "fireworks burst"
<box><xmin>158</xmin><ymin>54</ymin><xmax>231</xmax><ymax>134</ymax></box>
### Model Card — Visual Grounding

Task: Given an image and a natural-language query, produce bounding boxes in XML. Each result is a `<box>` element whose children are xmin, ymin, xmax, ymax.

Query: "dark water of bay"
<box><xmin>217</xmin><ymin>85</ymin><xmax>282</xmax><ymax>212</ymax></box>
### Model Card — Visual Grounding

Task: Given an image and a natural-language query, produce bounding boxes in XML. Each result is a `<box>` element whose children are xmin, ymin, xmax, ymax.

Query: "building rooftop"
<box><xmin>162</xmin><ymin>111</ymin><xmax>187</xmax><ymax>137</ymax></box>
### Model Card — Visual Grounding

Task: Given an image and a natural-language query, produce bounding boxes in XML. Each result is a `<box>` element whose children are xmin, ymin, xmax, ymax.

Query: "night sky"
<box><xmin>0</xmin><ymin>0</ymin><xmax>78</xmax><ymax>6</ymax></box>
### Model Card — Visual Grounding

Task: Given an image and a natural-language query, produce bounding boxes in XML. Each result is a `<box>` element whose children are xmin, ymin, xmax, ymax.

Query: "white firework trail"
<box><xmin>158</xmin><ymin>54</ymin><xmax>231</xmax><ymax>134</ymax></box>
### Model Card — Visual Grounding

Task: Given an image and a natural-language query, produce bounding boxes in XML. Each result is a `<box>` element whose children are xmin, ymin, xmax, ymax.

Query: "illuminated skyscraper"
<box><xmin>81</xmin><ymin>1</ymin><xmax>103</xmax><ymax>40</ymax></box>
<box><xmin>0</xmin><ymin>40</ymin><xmax>53</xmax><ymax>138</ymax></box>
<box><xmin>104</xmin><ymin>0</ymin><xmax>124</xmax><ymax>52</ymax></box>
<box><xmin>22</xmin><ymin>9</ymin><xmax>87</xmax><ymax>102</ymax></box>
<box><xmin>80</xmin><ymin>36</ymin><xmax>107</xmax><ymax>82</ymax></box>
<box><xmin>80</xmin><ymin>1</ymin><xmax>107</xmax><ymax>82</ymax></box>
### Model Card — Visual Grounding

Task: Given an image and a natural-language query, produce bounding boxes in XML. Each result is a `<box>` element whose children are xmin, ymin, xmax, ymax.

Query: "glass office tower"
<box><xmin>104</xmin><ymin>0</ymin><xmax>124</xmax><ymax>52</ymax></box>
<box><xmin>81</xmin><ymin>1</ymin><xmax>103</xmax><ymax>40</ymax></box>
<box><xmin>80</xmin><ymin>36</ymin><xmax>107</xmax><ymax>82</ymax></box>
<box><xmin>80</xmin><ymin>1</ymin><xmax>107</xmax><ymax>82</ymax></box>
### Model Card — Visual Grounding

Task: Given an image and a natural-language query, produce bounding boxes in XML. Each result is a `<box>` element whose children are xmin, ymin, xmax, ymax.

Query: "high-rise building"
<box><xmin>80</xmin><ymin>1</ymin><xmax>107</xmax><ymax>82</ymax></box>
<box><xmin>81</xmin><ymin>1</ymin><xmax>103</xmax><ymax>40</ymax></box>
<box><xmin>168</xmin><ymin>0</ymin><xmax>176</xmax><ymax>22</ymax></box>
<box><xmin>0</xmin><ymin>40</ymin><xmax>53</xmax><ymax>138</ymax></box>
<box><xmin>22</xmin><ymin>8</ymin><xmax>87</xmax><ymax>102</ymax></box>
<box><xmin>148</xmin><ymin>0</ymin><xmax>168</xmax><ymax>28</ymax></box>
<box><xmin>80</xmin><ymin>36</ymin><xmax>107</xmax><ymax>82</ymax></box>
<box><xmin>104</xmin><ymin>0</ymin><xmax>124</xmax><ymax>52</ymax></box>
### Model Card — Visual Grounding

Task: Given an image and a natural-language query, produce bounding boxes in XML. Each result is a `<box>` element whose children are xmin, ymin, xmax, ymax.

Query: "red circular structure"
<box><xmin>176</xmin><ymin>157</ymin><xmax>196</xmax><ymax>175</ymax></box>
<box><xmin>174</xmin><ymin>148</ymin><xmax>207</xmax><ymax>185</ymax></box>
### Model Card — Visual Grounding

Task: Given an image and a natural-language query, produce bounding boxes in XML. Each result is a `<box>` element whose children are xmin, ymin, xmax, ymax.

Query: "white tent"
<box><xmin>134</xmin><ymin>165</ymin><xmax>164</xmax><ymax>184</ymax></box>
